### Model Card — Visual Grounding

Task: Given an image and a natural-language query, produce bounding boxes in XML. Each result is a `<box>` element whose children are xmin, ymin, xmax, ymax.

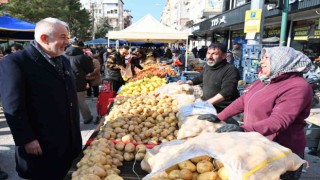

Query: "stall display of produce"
<box><xmin>70</xmin><ymin>63</ymin><xmax>306</xmax><ymax>180</ymax></box>
<box><xmin>129</xmin><ymin>64</ymin><xmax>177</xmax><ymax>82</ymax></box>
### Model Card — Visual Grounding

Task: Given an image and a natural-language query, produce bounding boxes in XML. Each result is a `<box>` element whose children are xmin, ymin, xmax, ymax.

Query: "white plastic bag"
<box><xmin>142</xmin><ymin>132</ymin><xmax>305</xmax><ymax>180</ymax></box>
<box><xmin>121</xmin><ymin>63</ymin><xmax>133</xmax><ymax>81</ymax></box>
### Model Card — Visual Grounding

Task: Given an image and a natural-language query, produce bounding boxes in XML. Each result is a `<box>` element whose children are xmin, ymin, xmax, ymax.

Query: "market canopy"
<box><xmin>84</xmin><ymin>38</ymin><xmax>113</xmax><ymax>45</ymax></box>
<box><xmin>108</xmin><ymin>14</ymin><xmax>188</xmax><ymax>43</ymax></box>
<box><xmin>0</xmin><ymin>14</ymin><xmax>35</xmax><ymax>40</ymax></box>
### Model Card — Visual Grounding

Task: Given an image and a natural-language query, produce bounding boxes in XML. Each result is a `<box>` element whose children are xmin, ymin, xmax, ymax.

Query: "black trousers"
<box><xmin>111</xmin><ymin>79</ymin><xmax>124</xmax><ymax>93</ymax></box>
<box><xmin>86</xmin><ymin>81</ymin><xmax>99</xmax><ymax>97</ymax></box>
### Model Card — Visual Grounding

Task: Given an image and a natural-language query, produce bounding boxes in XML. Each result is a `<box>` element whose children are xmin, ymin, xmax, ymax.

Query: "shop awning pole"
<box><xmin>280</xmin><ymin>0</ymin><xmax>289</xmax><ymax>46</ymax></box>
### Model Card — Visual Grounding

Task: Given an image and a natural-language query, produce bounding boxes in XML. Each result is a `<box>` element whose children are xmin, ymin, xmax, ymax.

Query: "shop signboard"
<box><xmin>293</xmin><ymin>26</ymin><xmax>311</xmax><ymax>41</ymax></box>
<box><xmin>244</xmin><ymin>9</ymin><xmax>262</xmax><ymax>33</ymax></box>
<box><xmin>309</xmin><ymin>30</ymin><xmax>320</xmax><ymax>39</ymax></box>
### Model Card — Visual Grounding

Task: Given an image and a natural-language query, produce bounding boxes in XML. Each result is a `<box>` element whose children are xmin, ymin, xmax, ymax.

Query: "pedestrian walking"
<box><xmin>64</xmin><ymin>40</ymin><xmax>94</xmax><ymax>124</ymax></box>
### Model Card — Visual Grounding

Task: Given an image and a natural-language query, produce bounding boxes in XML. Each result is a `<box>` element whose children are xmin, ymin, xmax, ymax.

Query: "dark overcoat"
<box><xmin>0</xmin><ymin>44</ymin><xmax>82</xmax><ymax>180</ymax></box>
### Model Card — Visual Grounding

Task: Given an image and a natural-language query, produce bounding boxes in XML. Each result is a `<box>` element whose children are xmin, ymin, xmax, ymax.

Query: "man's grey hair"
<box><xmin>34</xmin><ymin>17</ymin><xmax>69</xmax><ymax>41</ymax></box>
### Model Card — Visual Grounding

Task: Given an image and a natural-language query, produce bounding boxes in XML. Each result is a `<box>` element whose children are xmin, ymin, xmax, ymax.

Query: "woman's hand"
<box><xmin>216</xmin><ymin>124</ymin><xmax>244</xmax><ymax>133</ymax></box>
<box><xmin>197</xmin><ymin>114</ymin><xmax>220</xmax><ymax>123</ymax></box>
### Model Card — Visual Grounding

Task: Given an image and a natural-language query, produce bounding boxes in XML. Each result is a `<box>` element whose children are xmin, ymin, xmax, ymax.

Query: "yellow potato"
<box><xmin>135</xmin><ymin>152</ymin><xmax>145</xmax><ymax>161</ymax></box>
<box><xmin>192</xmin><ymin>172</ymin><xmax>199</xmax><ymax>180</ymax></box>
<box><xmin>124</xmin><ymin>143</ymin><xmax>135</xmax><ymax>153</ymax></box>
<box><xmin>115</xmin><ymin>142</ymin><xmax>125</xmax><ymax>151</ymax></box>
<box><xmin>136</xmin><ymin>144</ymin><xmax>147</xmax><ymax>153</ymax></box>
<box><xmin>169</xmin><ymin>169</ymin><xmax>181</xmax><ymax>179</ymax></box>
<box><xmin>165</xmin><ymin>164</ymin><xmax>179</xmax><ymax>174</ymax></box>
<box><xmin>190</xmin><ymin>155</ymin><xmax>212</xmax><ymax>164</ymax></box>
<box><xmin>105</xmin><ymin>174</ymin><xmax>124</xmax><ymax>180</ymax></box>
<box><xmin>196</xmin><ymin>160</ymin><xmax>213</xmax><ymax>173</ymax></box>
<box><xmin>124</xmin><ymin>152</ymin><xmax>135</xmax><ymax>161</ymax></box>
<box><xmin>178</xmin><ymin>160</ymin><xmax>196</xmax><ymax>172</ymax></box>
<box><xmin>214</xmin><ymin>160</ymin><xmax>224</xmax><ymax>169</ymax></box>
<box><xmin>180</xmin><ymin>169</ymin><xmax>193</xmax><ymax>180</ymax></box>
<box><xmin>197</xmin><ymin>171</ymin><xmax>218</xmax><ymax>180</ymax></box>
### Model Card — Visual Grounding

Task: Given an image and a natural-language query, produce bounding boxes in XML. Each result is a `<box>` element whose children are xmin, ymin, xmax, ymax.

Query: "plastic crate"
<box><xmin>182</xmin><ymin>71</ymin><xmax>199</xmax><ymax>81</ymax></box>
<box><xmin>166</xmin><ymin>75</ymin><xmax>181</xmax><ymax>83</ymax></box>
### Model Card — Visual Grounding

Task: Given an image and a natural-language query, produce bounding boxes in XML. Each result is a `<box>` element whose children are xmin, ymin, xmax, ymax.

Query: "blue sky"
<box><xmin>123</xmin><ymin>0</ymin><xmax>166</xmax><ymax>22</ymax></box>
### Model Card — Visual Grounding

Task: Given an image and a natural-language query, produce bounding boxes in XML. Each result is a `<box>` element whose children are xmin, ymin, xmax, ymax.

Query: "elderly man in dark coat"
<box><xmin>0</xmin><ymin>17</ymin><xmax>82</xmax><ymax>179</ymax></box>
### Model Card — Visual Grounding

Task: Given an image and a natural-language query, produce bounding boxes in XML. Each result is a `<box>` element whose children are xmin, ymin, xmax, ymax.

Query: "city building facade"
<box><xmin>80</xmin><ymin>0</ymin><xmax>126</xmax><ymax>31</ymax></box>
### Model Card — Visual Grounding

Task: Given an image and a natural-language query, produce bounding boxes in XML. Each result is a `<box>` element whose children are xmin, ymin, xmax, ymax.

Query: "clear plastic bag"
<box><xmin>142</xmin><ymin>132</ymin><xmax>305</xmax><ymax>180</ymax></box>
<box><xmin>176</xmin><ymin>101</ymin><xmax>221</xmax><ymax>139</ymax></box>
<box><xmin>155</xmin><ymin>82</ymin><xmax>193</xmax><ymax>95</ymax></box>
<box><xmin>177</xmin><ymin>115</ymin><xmax>225</xmax><ymax>139</ymax></box>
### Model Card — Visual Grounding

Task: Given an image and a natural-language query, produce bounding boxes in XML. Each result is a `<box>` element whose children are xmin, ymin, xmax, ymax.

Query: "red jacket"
<box><xmin>217</xmin><ymin>73</ymin><xmax>312</xmax><ymax>154</ymax></box>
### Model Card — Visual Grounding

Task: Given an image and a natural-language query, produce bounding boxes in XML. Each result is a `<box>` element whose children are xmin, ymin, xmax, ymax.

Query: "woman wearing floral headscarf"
<box><xmin>199</xmin><ymin>47</ymin><xmax>313</xmax><ymax>179</ymax></box>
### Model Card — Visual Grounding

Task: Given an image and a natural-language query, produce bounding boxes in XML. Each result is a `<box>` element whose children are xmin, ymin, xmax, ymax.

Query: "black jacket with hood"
<box><xmin>64</xmin><ymin>46</ymin><xmax>94</xmax><ymax>92</ymax></box>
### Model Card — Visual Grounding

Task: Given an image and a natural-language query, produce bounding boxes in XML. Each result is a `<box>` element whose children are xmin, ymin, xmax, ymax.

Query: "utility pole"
<box><xmin>279</xmin><ymin>0</ymin><xmax>289</xmax><ymax>46</ymax></box>
<box><xmin>90</xmin><ymin>0</ymin><xmax>96</xmax><ymax>40</ymax></box>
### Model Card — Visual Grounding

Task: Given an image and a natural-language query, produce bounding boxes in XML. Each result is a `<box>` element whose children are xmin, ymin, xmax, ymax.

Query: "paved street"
<box><xmin>0</xmin><ymin>98</ymin><xmax>320</xmax><ymax>179</ymax></box>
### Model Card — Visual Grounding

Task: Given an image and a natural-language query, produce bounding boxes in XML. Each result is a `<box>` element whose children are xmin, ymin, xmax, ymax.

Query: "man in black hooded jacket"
<box><xmin>64</xmin><ymin>41</ymin><xmax>94</xmax><ymax>124</ymax></box>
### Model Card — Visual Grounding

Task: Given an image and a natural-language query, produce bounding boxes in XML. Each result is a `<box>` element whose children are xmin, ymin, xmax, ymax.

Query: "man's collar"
<box><xmin>31</xmin><ymin>41</ymin><xmax>59</xmax><ymax>59</ymax></box>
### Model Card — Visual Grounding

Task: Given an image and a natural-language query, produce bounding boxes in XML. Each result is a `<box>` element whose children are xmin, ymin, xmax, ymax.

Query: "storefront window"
<box><xmin>291</xmin><ymin>18</ymin><xmax>320</xmax><ymax>60</ymax></box>
<box><xmin>231</xmin><ymin>30</ymin><xmax>247</xmax><ymax>45</ymax></box>
<box><xmin>262</xmin><ymin>26</ymin><xmax>281</xmax><ymax>47</ymax></box>
<box><xmin>236</xmin><ymin>0</ymin><xmax>251</xmax><ymax>7</ymax></box>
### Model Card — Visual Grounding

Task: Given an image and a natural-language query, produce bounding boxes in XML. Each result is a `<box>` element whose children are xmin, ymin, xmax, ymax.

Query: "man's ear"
<box><xmin>40</xmin><ymin>34</ymin><xmax>48</xmax><ymax>45</ymax></box>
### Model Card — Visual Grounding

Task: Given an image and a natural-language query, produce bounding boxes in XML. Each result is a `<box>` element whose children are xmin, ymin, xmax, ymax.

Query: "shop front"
<box><xmin>191</xmin><ymin>3</ymin><xmax>251</xmax><ymax>47</ymax></box>
<box><xmin>290</xmin><ymin>18</ymin><xmax>320</xmax><ymax>60</ymax></box>
<box><xmin>192</xmin><ymin>0</ymin><xmax>320</xmax><ymax>50</ymax></box>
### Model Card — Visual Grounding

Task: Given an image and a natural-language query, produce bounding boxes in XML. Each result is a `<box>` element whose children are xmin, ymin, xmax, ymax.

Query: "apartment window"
<box><xmin>99</xmin><ymin>9</ymin><xmax>101</xmax><ymax>14</ymax></box>
<box><xmin>115</xmin><ymin>10</ymin><xmax>117</xmax><ymax>14</ymax></box>
<box><xmin>236</xmin><ymin>0</ymin><xmax>250</xmax><ymax>7</ymax></box>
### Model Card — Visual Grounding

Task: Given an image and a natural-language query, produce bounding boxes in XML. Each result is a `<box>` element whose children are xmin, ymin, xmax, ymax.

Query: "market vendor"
<box><xmin>203</xmin><ymin>47</ymin><xmax>312</xmax><ymax>180</ymax></box>
<box><xmin>177</xmin><ymin>43</ymin><xmax>240</xmax><ymax>113</ymax></box>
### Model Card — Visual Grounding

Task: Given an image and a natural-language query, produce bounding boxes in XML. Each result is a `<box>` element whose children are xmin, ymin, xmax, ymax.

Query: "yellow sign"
<box><xmin>294</xmin><ymin>36</ymin><xmax>309</xmax><ymax>41</ymax></box>
<box><xmin>244</xmin><ymin>9</ymin><xmax>262</xmax><ymax>33</ymax></box>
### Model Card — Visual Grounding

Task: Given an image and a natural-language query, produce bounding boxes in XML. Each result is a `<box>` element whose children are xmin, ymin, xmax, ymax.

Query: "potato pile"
<box><xmin>72</xmin><ymin>138</ymin><xmax>124</xmax><ymax>180</ymax></box>
<box><xmin>151</xmin><ymin>155</ymin><xmax>228</xmax><ymax>180</ymax></box>
<box><xmin>107</xmin><ymin>94</ymin><xmax>179</xmax><ymax>121</ymax></box>
<box><xmin>100</xmin><ymin>94</ymin><xmax>179</xmax><ymax>145</ymax></box>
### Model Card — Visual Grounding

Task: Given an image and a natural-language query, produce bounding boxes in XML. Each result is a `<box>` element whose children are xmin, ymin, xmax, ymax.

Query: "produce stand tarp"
<box><xmin>108</xmin><ymin>14</ymin><xmax>188</xmax><ymax>43</ymax></box>
<box><xmin>84</xmin><ymin>38</ymin><xmax>116</xmax><ymax>45</ymax></box>
<box><xmin>0</xmin><ymin>14</ymin><xmax>35</xmax><ymax>40</ymax></box>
